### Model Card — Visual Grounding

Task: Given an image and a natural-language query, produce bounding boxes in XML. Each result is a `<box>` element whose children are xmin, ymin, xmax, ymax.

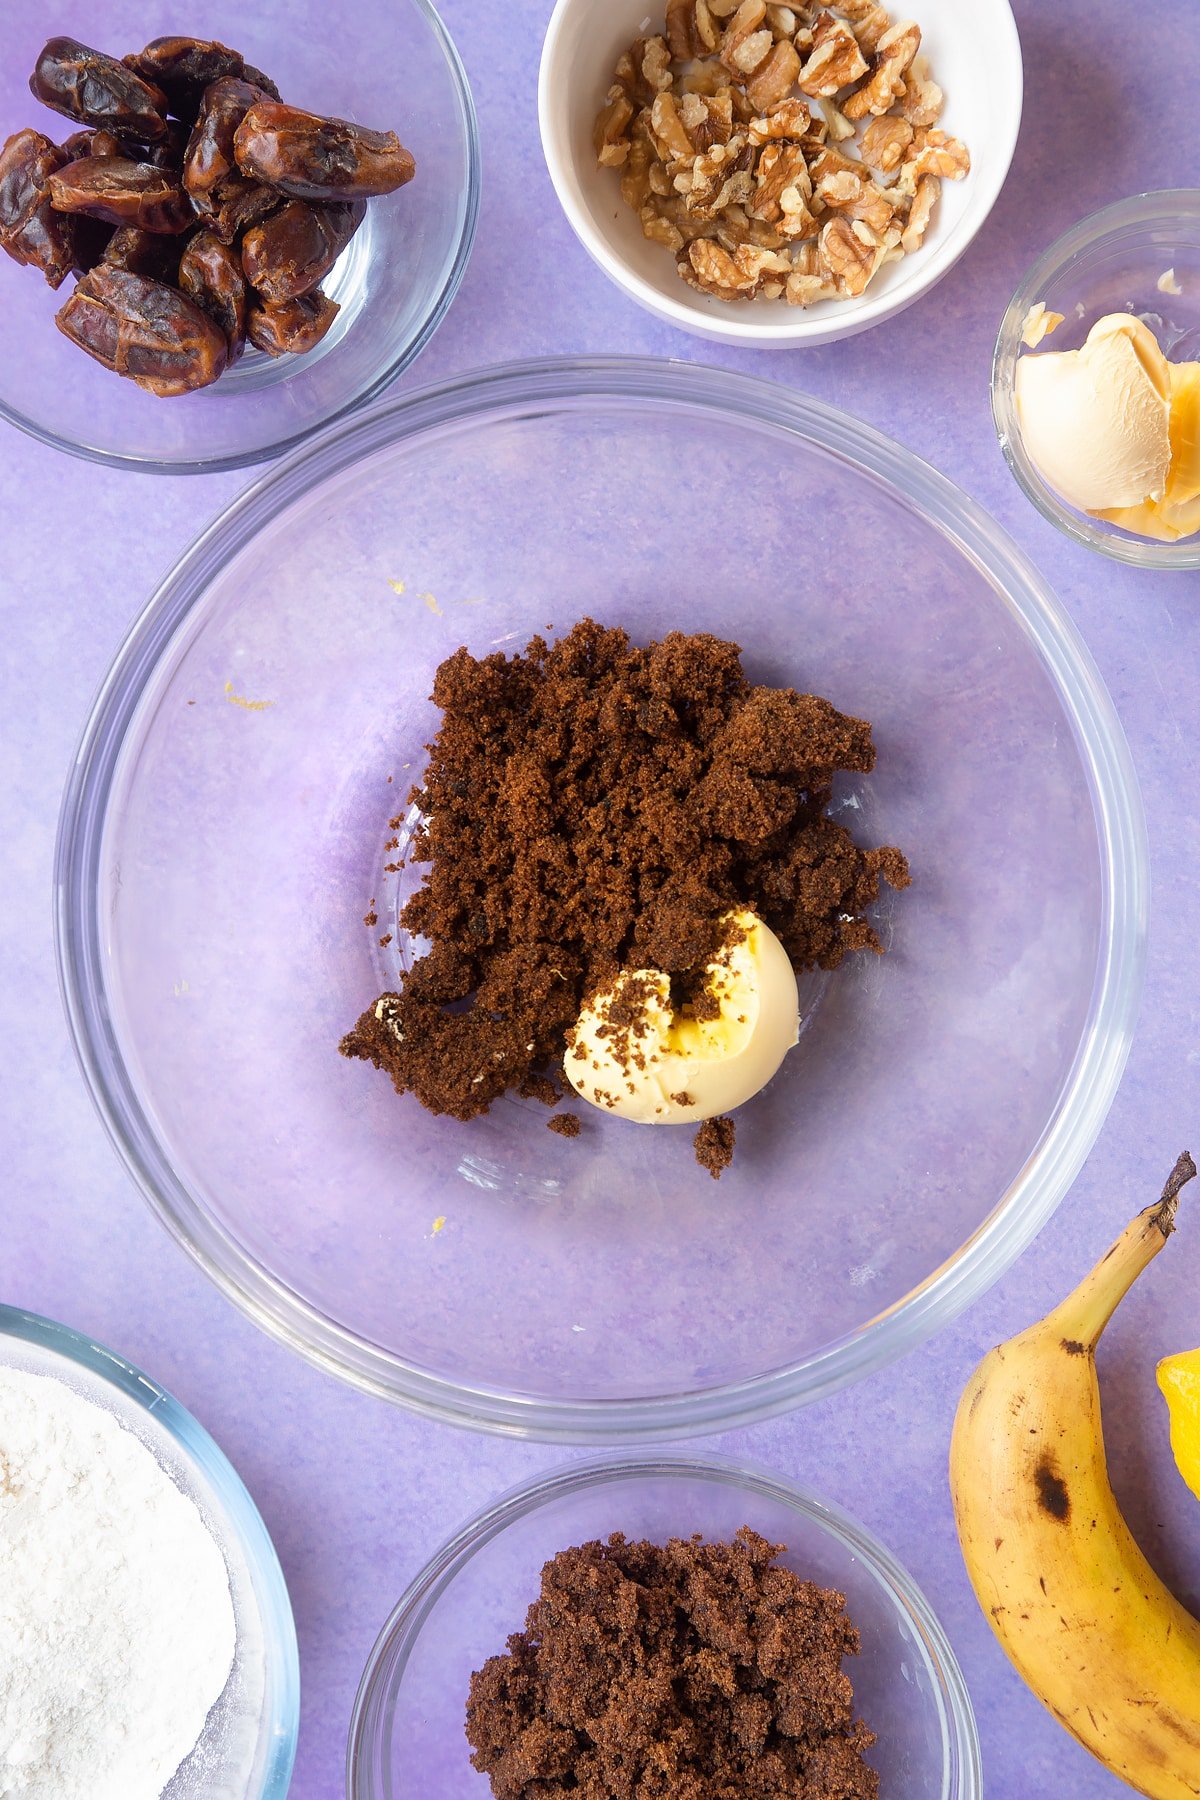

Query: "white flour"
<box><xmin>0</xmin><ymin>1368</ymin><xmax>237</xmax><ymax>1800</ymax></box>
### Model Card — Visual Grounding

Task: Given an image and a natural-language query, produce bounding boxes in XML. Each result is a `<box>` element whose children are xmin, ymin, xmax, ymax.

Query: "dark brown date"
<box><xmin>55</xmin><ymin>264</ymin><xmax>227</xmax><ymax>395</ymax></box>
<box><xmin>29</xmin><ymin>37</ymin><xmax>168</xmax><ymax>143</ymax></box>
<box><xmin>241</xmin><ymin>198</ymin><xmax>363</xmax><ymax>304</ymax></box>
<box><xmin>178</xmin><ymin>229</ymin><xmax>247</xmax><ymax>355</ymax></box>
<box><xmin>233</xmin><ymin>102</ymin><xmax>415</xmax><ymax>201</ymax></box>
<box><xmin>213</xmin><ymin>180</ymin><xmax>277</xmax><ymax>244</ymax></box>
<box><xmin>0</xmin><ymin>127</ymin><xmax>76</xmax><ymax>287</ymax></box>
<box><xmin>61</xmin><ymin>127</ymin><xmax>123</xmax><ymax>161</ymax></box>
<box><xmin>123</xmin><ymin>37</ymin><xmax>246</xmax><ymax>121</ymax></box>
<box><xmin>247</xmin><ymin>287</ymin><xmax>339</xmax><ymax>356</ymax></box>
<box><xmin>183</xmin><ymin>77</ymin><xmax>269</xmax><ymax>207</ymax></box>
<box><xmin>242</xmin><ymin>64</ymin><xmax>281</xmax><ymax>101</ymax></box>
<box><xmin>103</xmin><ymin>223</ymin><xmax>184</xmax><ymax>283</ymax></box>
<box><xmin>48</xmin><ymin>156</ymin><xmax>194</xmax><ymax>234</ymax></box>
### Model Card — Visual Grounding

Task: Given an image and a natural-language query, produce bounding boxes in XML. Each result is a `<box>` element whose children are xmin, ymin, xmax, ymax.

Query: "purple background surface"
<box><xmin>1</xmin><ymin>1</ymin><xmax>1198</xmax><ymax>1796</ymax></box>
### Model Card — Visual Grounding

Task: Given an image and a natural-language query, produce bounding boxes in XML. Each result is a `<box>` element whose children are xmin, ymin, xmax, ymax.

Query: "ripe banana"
<box><xmin>950</xmin><ymin>1151</ymin><xmax>1200</xmax><ymax>1799</ymax></box>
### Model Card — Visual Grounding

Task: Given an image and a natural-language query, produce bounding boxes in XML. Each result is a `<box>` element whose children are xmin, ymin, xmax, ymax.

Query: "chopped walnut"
<box><xmin>842</xmin><ymin>20</ymin><xmax>921</xmax><ymax>120</ymax></box>
<box><xmin>766</xmin><ymin>4</ymin><xmax>800</xmax><ymax>35</ymax></box>
<box><xmin>746</xmin><ymin>39</ymin><xmax>802</xmax><ymax>110</ymax></box>
<box><xmin>906</xmin><ymin>127</ymin><xmax>970</xmax><ymax>181</ymax></box>
<box><xmin>897</xmin><ymin>54</ymin><xmax>943</xmax><ymax>126</ymax></box>
<box><xmin>818</xmin><ymin>214</ymin><xmax>878</xmax><ymax>293</ymax></box>
<box><xmin>666</xmin><ymin>0</ymin><xmax>722</xmax><ymax>57</ymax></box>
<box><xmin>594</xmin><ymin>93</ymin><xmax>635</xmax><ymax>167</ymax></box>
<box><xmin>749</xmin><ymin>142</ymin><xmax>818</xmax><ymax>237</ymax></box>
<box><xmin>835</xmin><ymin>0</ymin><xmax>892</xmax><ymax>54</ymax></box>
<box><xmin>620</xmin><ymin>138</ymin><xmax>654</xmax><ymax>208</ymax></box>
<box><xmin>596</xmin><ymin>0</ymin><xmax>968</xmax><ymax>308</ymax></box>
<box><xmin>681</xmin><ymin>138</ymin><xmax>756</xmax><ymax>215</ymax></box>
<box><xmin>859</xmin><ymin>114</ymin><xmax>913</xmax><ymax>174</ymax></box>
<box><xmin>899</xmin><ymin>173</ymin><xmax>938</xmax><ymax>252</ymax></box>
<box><xmin>680</xmin><ymin>236</ymin><xmax>791</xmax><ymax>297</ymax></box>
<box><xmin>818</xmin><ymin>97</ymin><xmax>857</xmax><ymax>141</ymax></box>
<box><xmin>650</xmin><ymin>91</ymin><xmax>698</xmax><ymax>160</ymax></box>
<box><xmin>719</xmin><ymin>0</ymin><xmax>772</xmax><ymax>76</ymax></box>
<box><xmin>797</xmin><ymin>13</ymin><xmax>869</xmax><ymax>96</ymax></box>
<box><xmin>748</xmin><ymin>97</ymin><xmax>815</xmax><ymax>143</ymax></box>
<box><xmin>813</xmin><ymin>161</ymin><xmax>897</xmax><ymax>232</ymax></box>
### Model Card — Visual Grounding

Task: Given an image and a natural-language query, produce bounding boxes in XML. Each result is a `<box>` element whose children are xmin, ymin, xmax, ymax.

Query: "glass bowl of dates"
<box><xmin>348</xmin><ymin>1453</ymin><xmax>981</xmax><ymax>1799</ymax></box>
<box><xmin>539</xmin><ymin>0</ymin><xmax>1023</xmax><ymax>347</ymax></box>
<box><xmin>56</xmin><ymin>357</ymin><xmax>1146</xmax><ymax>1440</ymax></box>
<box><xmin>0</xmin><ymin>5</ymin><xmax>478</xmax><ymax>471</ymax></box>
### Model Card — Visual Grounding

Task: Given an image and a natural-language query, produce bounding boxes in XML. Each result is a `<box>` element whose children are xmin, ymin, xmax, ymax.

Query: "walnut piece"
<box><xmin>906</xmin><ymin>128</ymin><xmax>971</xmax><ymax>181</ymax></box>
<box><xmin>797</xmin><ymin>13</ymin><xmax>869</xmax><ymax>97</ymax></box>
<box><xmin>842</xmin><ymin>20</ymin><xmax>921</xmax><ymax>120</ymax></box>
<box><xmin>818</xmin><ymin>214</ymin><xmax>878</xmax><ymax>294</ymax></box>
<box><xmin>899</xmin><ymin>173</ymin><xmax>938</xmax><ymax>252</ymax></box>
<box><xmin>594</xmin><ymin>93</ymin><xmax>634</xmax><ymax>167</ymax></box>
<box><xmin>897</xmin><ymin>54</ymin><xmax>943</xmax><ymax>126</ymax></box>
<box><xmin>746</xmin><ymin>39</ymin><xmax>802</xmax><ymax>111</ymax></box>
<box><xmin>859</xmin><ymin>114</ymin><xmax>913</xmax><ymax>174</ymax></box>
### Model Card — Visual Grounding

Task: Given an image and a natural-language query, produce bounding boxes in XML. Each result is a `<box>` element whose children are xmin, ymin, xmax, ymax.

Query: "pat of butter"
<box><xmin>565</xmin><ymin>911</ymin><xmax>799</xmax><ymax>1124</ymax></box>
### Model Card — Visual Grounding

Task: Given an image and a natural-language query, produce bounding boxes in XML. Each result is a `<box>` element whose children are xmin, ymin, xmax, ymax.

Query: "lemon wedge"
<box><xmin>1158</xmin><ymin>1347</ymin><xmax>1200</xmax><ymax>1502</ymax></box>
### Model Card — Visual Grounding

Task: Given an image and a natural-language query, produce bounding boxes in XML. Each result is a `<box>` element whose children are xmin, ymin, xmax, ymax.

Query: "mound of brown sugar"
<box><xmin>465</xmin><ymin>1527</ymin><xmax>879</xmax><ymax>1800</ymax></box>
<box><xmin>340</xmin><ymin>618</ymin><xmax>909</xmax><ymax>1130</ymax></box>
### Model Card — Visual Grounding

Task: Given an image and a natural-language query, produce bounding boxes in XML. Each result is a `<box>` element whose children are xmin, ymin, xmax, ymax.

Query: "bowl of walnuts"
<box><xmin>539</xmin><ymin>0</ymin><xmax>1021</xmax><ymax>347</ymax></box>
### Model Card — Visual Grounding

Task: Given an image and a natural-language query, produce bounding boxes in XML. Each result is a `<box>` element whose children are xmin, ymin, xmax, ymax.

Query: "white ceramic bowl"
<box><xmin>538</xmin><ymin>0</ymin><xmax>1023</xmax><ymax>348</ymax></box>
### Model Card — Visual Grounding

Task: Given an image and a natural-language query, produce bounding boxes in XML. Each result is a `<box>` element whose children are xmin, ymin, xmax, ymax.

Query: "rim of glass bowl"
<box><xmin>992</xmin><ymin>188</ymin><xmax>1200</xmax><ymax>570</ymax></box>
<box><xmin>345</xmin><ymin>1451</ymin><xmax>983</xmax><ymax>1800</ymax></box>
<box><xmin>55</xmin><ymin>355</ymin><xmax>1149</xmax><ymax>1442</ymax></box>
<box><xmin>0</xmin><ymin>1302</ymin><xmax>300</xmax><ymax>1800</ymax></box>
<box><xmin>0</xmin><ymin>0</ymin><xmax>481</xmax><ymax>477</ymax></box>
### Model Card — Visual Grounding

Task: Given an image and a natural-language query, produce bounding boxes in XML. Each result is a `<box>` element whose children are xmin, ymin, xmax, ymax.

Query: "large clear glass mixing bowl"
<box><xmin>56</xmin><ymin>358</ymin><xmax>1148</xmax><ymax>1438</ymax></box>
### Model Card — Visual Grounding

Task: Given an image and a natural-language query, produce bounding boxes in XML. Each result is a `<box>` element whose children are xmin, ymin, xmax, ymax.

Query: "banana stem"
<box><xmin>1044</xmin><ymin>1151</ymin><xmax>1196</xmax><ymax>1351</ymax></box>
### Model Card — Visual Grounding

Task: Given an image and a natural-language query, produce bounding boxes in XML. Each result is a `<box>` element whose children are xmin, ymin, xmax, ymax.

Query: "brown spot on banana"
<box><xmin>1061</xmin><ymin>1337</ymin><xmax>1088</xmax><ymax>1355</ymax></box>
<box><xmin>1034</xmin><ymin>1458</ymin><xmax>1070</xmax><ymax>1521</ymax></box>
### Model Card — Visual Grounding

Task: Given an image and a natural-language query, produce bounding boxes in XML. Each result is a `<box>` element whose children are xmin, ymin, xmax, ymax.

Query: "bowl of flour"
<box><xmin>0</xmin><ymin>1305</ymin><xmax>298</xmax><ymax>1800</ymax></box>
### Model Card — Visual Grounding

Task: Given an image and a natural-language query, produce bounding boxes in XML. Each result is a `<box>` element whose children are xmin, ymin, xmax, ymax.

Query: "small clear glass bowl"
<box><xmin>0</xmin><ymin>1304</ymin><xmax>299</xmax><ymax>1799</ymax></box>
<box><xmin>347</xmin><ymin>1453</ymin><xmax>981</xmax><ymax>1799</ymax></box>
<box><xmin>992</xmin><ymin>189</ymin><xmax>1200</xmax><ymax>568</ymax></box>
<box><xmin>56</xmin><ymin>356</ymin><xmax>1147</xmax><ymax>1441</ymax></box>
<box><xmin>0</xmin><ymin>1</ymin><xmax>479</xmax><ymax>473</ymax></box>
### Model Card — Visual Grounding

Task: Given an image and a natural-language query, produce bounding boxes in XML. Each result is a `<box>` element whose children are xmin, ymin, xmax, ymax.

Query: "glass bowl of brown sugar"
<box><xmin>348</xmin><ymin>1453</ymin><xmax>981</xmax><ymax>1799</ymax></box>
<box><xmin>56</xmin><ymin>357</ymin><xmax>1147</xmax><ymax>1438</ymax></box>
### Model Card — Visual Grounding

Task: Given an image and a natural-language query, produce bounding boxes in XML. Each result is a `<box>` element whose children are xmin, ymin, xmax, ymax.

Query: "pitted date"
<box><xmin>247</xmin><ymin>287</ymin><xmax>339</xmax><ymax>356</ymax></box>
<box><xmin>234</xmin><ymin>102</ymin><xmax>415</xmax><ymax>201</ymax></box>
<box><xmin>103</xmin><ymin>223</ymin><xmax>184</xmax><ymax>283</ymax></box>
<box><xmin>212</xmin><ymin>179</ymin><xmax>276</xmax><ymax>245</ymax></box>
<box><xmin>241</xmin><ymin>198</ymin><xmax>363</xmax><ymax>304</ymax></box>
<box><xmin>183</xmin><ymin>77</ymin><xmax>270</xmax><ymax>207</ymax></box>
<box><xmin>179</xmin><ymin>229</ymin><xmax>248</xmax><ymax>354</ymax></box>
<box><xmin>48</xmin><ymin>156</ymin><xmax>194</xmax><ymax>234</ymax></box>
<box><xmin>124</xmin><ymin>37</ymin><xmax>247</xmax><ymax>121</ymax></box>
<box><xmin>61</xmin><ymin>127</ymin><xmax>123</xmax><ymax>161</ymax></box>
<box><xmin>55</xmin><ymin>264</ymin><xmax>227</xmax><ymax>395</ymax></box>
<box><xmin>29</xmin><ymin>37</ymin><xmax>168</xmax><ymax>143</ymax></box>
<box><xmin>0</xmin><ymin>127</ymin><xmax>76</xmax><ymax>287</ymax></box>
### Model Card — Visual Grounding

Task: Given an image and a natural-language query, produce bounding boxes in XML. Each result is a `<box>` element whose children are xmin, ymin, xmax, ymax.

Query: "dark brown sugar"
<box><xmin>694</xmin><ymin>1114</ymin><xmax>736</xmax><ymax>1180</ymax></box>
<box><xmin>340</xmin><ymin>618</ymin><xmax>909</xmax><ymax>1124</ymax></box>
<box><xmin>465</xmin><ymin>1527</ymin><xmax>879</xmax><ymax>1800</ymax></box>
